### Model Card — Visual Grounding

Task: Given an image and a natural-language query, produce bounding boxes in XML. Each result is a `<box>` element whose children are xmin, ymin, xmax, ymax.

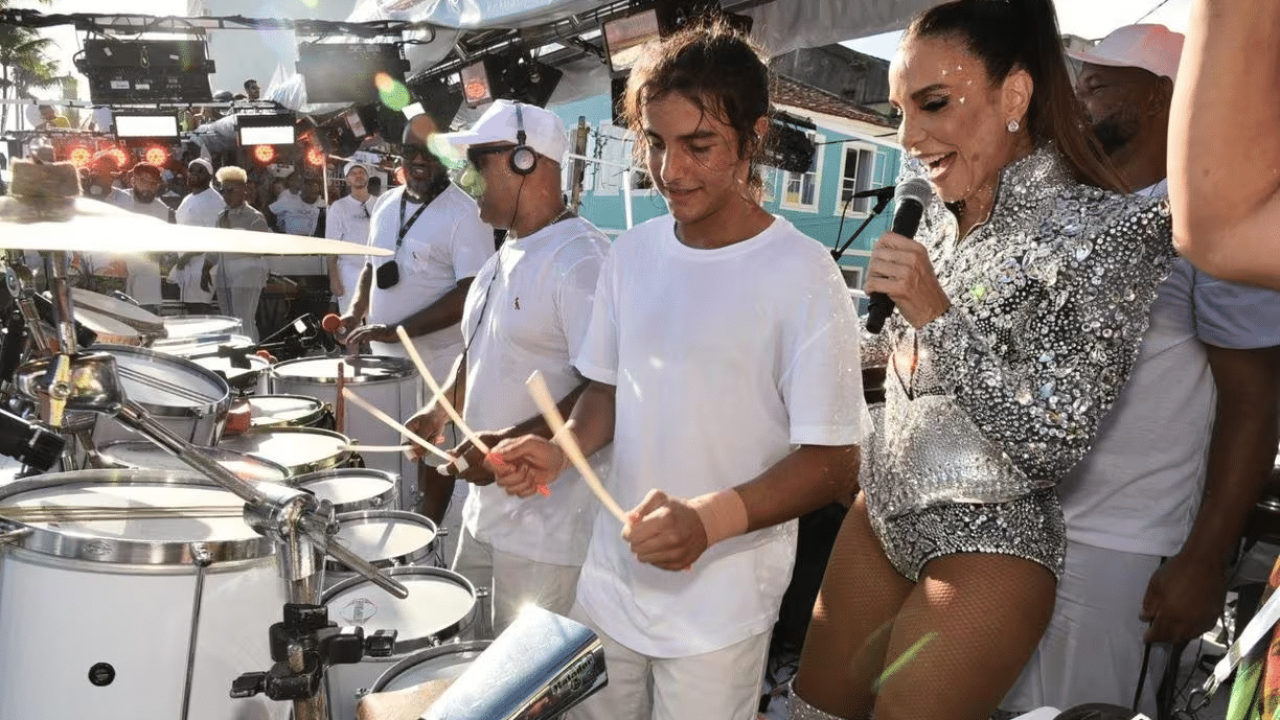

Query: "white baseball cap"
<box><xmin>438</xmin><ymin>100</ymin><xmax>568</xmax><ymax>164</ymax></box>
<box><xmin>1067</xmin><ymin>24</ymin><xmax>1185</xmax><ymax>83</ymax></box>
<box><xmin>342</xmin><ymin>161</ymin><xmax>369</xmax><ymax>177</ymax></box>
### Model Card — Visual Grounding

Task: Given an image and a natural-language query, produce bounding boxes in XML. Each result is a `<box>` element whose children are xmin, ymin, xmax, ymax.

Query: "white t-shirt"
<box><xmin>110</xmin><ymin>188</ymin><xmax>169</xmax><ymax>306</ymax></box>
<box><xmin>460</xmin><ymin>217</ymin><xmax>612</xmax><ymax>566</ymax></box>
<box><xmin>1059</xmin><ymin>180</ymin><xmax>1280</xmax><ymax>555</ymax></box>
<box><xmin>269</xmin><ymin>194</ymin><xmax>322</xmax><ymax>236</ymax></box>
<box><xmin>326</xmin><ymin>194</ymin><xmax>374</xmax><ymax>305</ymax></box>
<box><xmin>175</xmin><ymin>187</ymin><xmax>226</xmax><ymax>228</ymax></box>
<box><xmin>574</xmin><ymin>215</ymin><xmax>870</xmax><ymax>657</ymax></box>
<box><xmin>365</xmin><ymin>184</ymin><xmax>494</xmax><ymax>380</ymax></box>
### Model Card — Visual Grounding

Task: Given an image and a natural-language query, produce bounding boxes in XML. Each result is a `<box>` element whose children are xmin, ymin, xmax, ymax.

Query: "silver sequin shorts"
<box><xmin>867</xmin><ymin>488</ymin><xmax>1066</xmax><ymax>582</ymax></box>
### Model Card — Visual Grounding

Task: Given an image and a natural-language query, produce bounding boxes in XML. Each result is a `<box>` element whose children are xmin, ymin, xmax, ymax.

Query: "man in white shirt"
<box><xmin>488</xmin><ymin>26</ymin><xmax>867</xmax><ymax>720</ymax></box>
<box><xmin>109</xmin><ymin>162</ymin><xmax>171</xmax><ymax>311</ymax></box>
<box><xmin>204</xmin><ymin>166</ymin><xmax>272</xmax><ymax>340</ymax></box>
<box><xmin>1001</xmin><ymin>25</ymin><xmax>1280</xmax><ymax>717</ymax></box>
<box><xmin>404</xmin><ymin>101</ymin><xmax>611</xmax><ymax>635</ymax></box>
<box><xmin>269</xmin><ymin>174</ymin><xmax>325</xmax><ymax>237</ymax></box>
<box><xmin>326</xmin><ymin>162</ymin><xmax>374</xmax><ymax>312</ymax></box>
<box><xmin>171</xmin><ymin>158</ymin><xmax>225</xmax><ymax>312</ymax></box>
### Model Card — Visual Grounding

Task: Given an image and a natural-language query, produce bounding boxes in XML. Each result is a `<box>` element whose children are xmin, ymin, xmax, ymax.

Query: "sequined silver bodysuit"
<box><xmin>860</xmin><ymin>146</ymin><xmax>1174</xmax><ymax>580</ymax></box>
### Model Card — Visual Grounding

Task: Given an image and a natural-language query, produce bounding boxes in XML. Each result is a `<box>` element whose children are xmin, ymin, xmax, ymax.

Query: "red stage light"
<box><xmin>144</xmin><ymin>146</ymin><xmax>168</xmax><ymax>166</ymax></box>
<box><xmin>106</xmin><ymin>147</ymin><xmax>129</xmax><ymax>168</ymax></box>
<box><xmin>252</xmin><ymin>145</ymin><xmax>277</xmax><ymax>164</ymax></box>
<box><xmin>68</xmin><ymin>146</ymin><xmax>93</xmax><ymax>167</ymax></box>
<box><xmin>305</xmin><ymin>146</ymin><xmax>325</xmax><ymax>167</ymax></box>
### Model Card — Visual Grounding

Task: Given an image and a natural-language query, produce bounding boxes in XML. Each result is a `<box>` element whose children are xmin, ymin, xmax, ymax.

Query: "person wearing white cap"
<box><xmin>1000</xmin><ymin>24</ymin><xmax>1280</xmax><ymax>718</ymax></box>
<box><xmin>1169</xmin><ymin>0</ymin><xmax>1280</xmax><ymax>289</ymax></box>
<box><xmin>325</xmin><ymin>162</ymin><xmax>374</xmax><ymax>311</ymax></box>
<box><xmin>403</xmin><ymin>99</ymin><xmax>611</xmax><ymax>636</ymax></box>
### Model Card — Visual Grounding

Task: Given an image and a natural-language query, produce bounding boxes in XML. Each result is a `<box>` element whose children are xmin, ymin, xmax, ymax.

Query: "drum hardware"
<box><xmin>231</xmin><ymin>603</ymin><xmax>399</xmax><ymax>707</ymax></box>
<box><xmin>0</xmin><ymin>405</ymin><xmax>64</xmax><ymax>470</ymax></box>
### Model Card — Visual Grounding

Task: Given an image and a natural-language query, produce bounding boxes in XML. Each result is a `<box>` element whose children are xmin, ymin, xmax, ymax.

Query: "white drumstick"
<box><xmin>341</xmin><ymin>444</ymin><xmax>412</xmax><ymax>453</ymax></box>
<box><xmin>340</xmin><ymin>388</ymin><xmax>454</xmax><ymax>463</ymax></box>
<box><xmin>395</xmin><ymin>325</ymin><xmax>493</xmax><ymax>456</ymax></box>
<box><xmin>526</xmin><ymin>371</ymin><xmax>627</xmax><ymax>523</ymax></box>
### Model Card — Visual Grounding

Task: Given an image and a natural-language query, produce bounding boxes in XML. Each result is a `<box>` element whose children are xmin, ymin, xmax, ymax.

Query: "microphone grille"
<box><xmin>895</xmin><ymin>177</ymin><xmax>934</xmax><ymax>207</ymax></box>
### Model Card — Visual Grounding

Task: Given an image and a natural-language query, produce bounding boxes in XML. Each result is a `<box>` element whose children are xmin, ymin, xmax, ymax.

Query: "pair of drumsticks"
<box><xmin>341</xmin><ymin>327</ymin><xmax>626</xmax><ymax>523</ymax></box>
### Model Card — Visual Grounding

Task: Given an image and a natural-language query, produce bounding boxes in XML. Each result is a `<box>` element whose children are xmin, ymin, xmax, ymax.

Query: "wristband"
<box><xmin>688</xmin><ymin>489</ymin><xmax>749</xmax><ymax>547</ymax></box>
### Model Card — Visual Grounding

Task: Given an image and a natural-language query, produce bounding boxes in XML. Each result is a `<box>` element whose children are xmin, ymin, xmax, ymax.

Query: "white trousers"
<box><xmin>1001</xmin><ymin>539</ymin><xmax>1171</xmax><ymax>717</ymax></box>
<box><xmin>565</xmin><ymin>602</ymin><xmax>770</xmax><ymax>720</ymax></box>
<box><xmin>451</xmin><ymin>525</ymin><xmax>581</xmax><ymax>638</ymax></box>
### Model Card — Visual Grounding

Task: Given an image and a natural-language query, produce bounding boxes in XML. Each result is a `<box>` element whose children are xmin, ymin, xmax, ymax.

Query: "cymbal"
<box><xmin>0</xmin><ymin>196</ymin><xmax>391</xmax><ymax>256</ymax></box>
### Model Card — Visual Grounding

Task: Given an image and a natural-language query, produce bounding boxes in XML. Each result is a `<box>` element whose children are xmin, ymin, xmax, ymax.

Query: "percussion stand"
<box><xmin>14</xmin><ymin>251</ymin><xmax>410</xmax><ymax>720</ymax></box>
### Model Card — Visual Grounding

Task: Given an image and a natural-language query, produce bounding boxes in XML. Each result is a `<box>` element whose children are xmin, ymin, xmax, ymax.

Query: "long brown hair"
<box><xmin>908</xmin><ymin>0</ymin><xmax>1127</xmax><ymax>192</ymax></box>
<box><xmin>621</xmin><ymin>18</ymin><xmax>772</xmax><ymax>195</ymax></box>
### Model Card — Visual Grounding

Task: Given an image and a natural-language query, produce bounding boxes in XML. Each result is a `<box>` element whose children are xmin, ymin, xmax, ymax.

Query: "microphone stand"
<box><xmin>831</xmin><ymin>193</ymin><xmax>893</xmax><ymax>263</ymax></box>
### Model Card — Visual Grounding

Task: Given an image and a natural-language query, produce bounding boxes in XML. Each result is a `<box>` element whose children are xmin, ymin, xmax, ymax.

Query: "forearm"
<box><xmin>396</xmin><ymin>279</ymin><xmax>474</xmax><ymax>337</ymax></box>
<box><xmin>734</xmin><ymin>444</ymin><xmax>860</xmax><ymax>532</ymax></box>
<box><xmin>561</xmin><ymin>381</ymin><xmax>616</xmax><ymax>458</ymax></box>
<box><xmin>502</xmin><ymin>380</ymin><xmax>589</xmax><ymax>441</ymax></box>
<box><xmin>346</xmin><ymin>264</ymin><xmax>372</xmax><ymax>318</ymax></box>
<box><xmin>1179</xmin><ymin>345</ymin><xmax>1280</xmax><ymax>561</ymax></box>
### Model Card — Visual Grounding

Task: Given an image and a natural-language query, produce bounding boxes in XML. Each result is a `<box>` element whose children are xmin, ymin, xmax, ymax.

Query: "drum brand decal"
<box><xmin>341</xmin><ymin>596</ymin><xmax>378</xmax><ymax>625</ymax></box>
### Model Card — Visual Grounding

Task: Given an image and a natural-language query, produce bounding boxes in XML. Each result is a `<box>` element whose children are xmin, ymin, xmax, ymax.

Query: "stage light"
<box><xmin>144</xmin><ymin>146</ymin><xmax>169</xmax><ymax>166</ymax></box>
<box><xmin>304</xmin><ymin>146</ymin><xmax>325</xmax><ymax>167</ymax></box>
<box><xmin>458</xmin><ymin>50</ymin><xmax>563</xmax><ymax>108</ymax></box>
<box><xmin>252</xmin><ymin>144</ymin><xmax>277</xmax><ymax>165</ymax></box>
<box><xmin>105</xmin><ymin>147</ymin><xmax>129</xmax><ymax>169</ymax></box>
<box><xmin>237</xmin><ymin>114</ymin><xmax>296</xmax><ymax>147</ymax></box>
<box><xmin>115</xmin><ymin>113</ymin><xmax>180</xmax><ymax>140</ymax></box>
<box><xmin>68</xmin><ymin>146</ymin><xmax>93</xmax><ymax>167</ymax></box>
<box><xmin>460</xmin><ymin>60</ymin><xmax>492</xmax><ymax>107</ymax></box>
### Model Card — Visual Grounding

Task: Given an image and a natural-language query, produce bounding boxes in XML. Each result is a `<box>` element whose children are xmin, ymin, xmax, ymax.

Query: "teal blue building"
<box><xmin>552</xmin><ymin>79</ymin><xmax>902</xmax><ymax>291</ymax></box>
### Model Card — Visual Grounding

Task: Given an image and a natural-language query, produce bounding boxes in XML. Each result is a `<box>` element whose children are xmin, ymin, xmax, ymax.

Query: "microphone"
<box><xmin>852</xmin><ymin>185</ymin><xmax>896</xmax><ymax>200</ymax></box>
<box><xmin>866</xmin><ymin>178</ymin><xmax>934</xmax><ymax>334</ymax></box>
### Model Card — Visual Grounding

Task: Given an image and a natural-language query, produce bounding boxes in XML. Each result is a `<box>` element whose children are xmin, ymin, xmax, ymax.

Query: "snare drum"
<box><xmin>0</xmin><ymin>470</ymin><xmax>288</xmax><ymax>720</ymax></box>
<box><xmin>71</xmin><ymin>288</ymin><xmax>166</xmax><ymax>346</ymax></box>
<box><xmin>326</xmin><ymin>510</ymin><xmax>439</xmax><ymax>581</ymax></box>
<box><xmin>295</xmin><ymin>468</ymin><xmax>398</xmax><ymax>514</ymax></box>
<box><xmin>96</xmin><ymin>440</ymin><xmax>292</xmax><ymax>483</ymax></box>
<box><xmin>323</xmin><ymin>567</ymin><xmax>479</xmax><ymax>720</ymax></box>
<box><xmin>218</xmin><ymin>427</ymin><xmax>352</xmax><ymax>476</ymax></box>
<box><xmin>92</xmin><ymin>345</ymin><xmax>231</xmax><ymax>447</ymax></box>
<box><xmin>271</xmin><ymin>357</ymin><xmax>421</xmax><ymax>506</ymax></box>
<box><xmin>247</xmin><ymin>395</ymin><xmax>329</xmax><ymax>429</ymax></box>
<box><xmin>162</xmin><ymin>315</ymin><xmax>243</xmax><ymax>344</ymax></box>
<box><xmin>365</xmin><ymin>641</ymin><xmax>490</xmax><ymax>710</ymax></box>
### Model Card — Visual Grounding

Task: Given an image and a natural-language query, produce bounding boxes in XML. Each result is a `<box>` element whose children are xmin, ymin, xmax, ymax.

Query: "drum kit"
<box><xmin>0</xmin><ymin>162</ymin><xmax>606</xmax><ymax>720</ymax></box>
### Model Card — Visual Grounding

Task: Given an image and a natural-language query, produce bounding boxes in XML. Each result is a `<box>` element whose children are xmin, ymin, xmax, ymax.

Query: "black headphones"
<box><xmin>509</xmin><ymin>102</ymin><xmax>538</xmax><ymax>176</ymax></box>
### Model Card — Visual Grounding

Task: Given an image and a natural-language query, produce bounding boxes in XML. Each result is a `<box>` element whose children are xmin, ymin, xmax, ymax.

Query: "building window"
<box><xmin>781</xmin><ymin>132</ymin><xmax>822</xmax><ymax>212</ymax></box>
<box><xmin>840</xmin><ymin>266</ymin><xmax>864</xmax><ymax>290</ymax></box>
<box><xmin>837</xmin><ymin>143</ymin><xmax>878</xmax><ymax>215</ymax></box>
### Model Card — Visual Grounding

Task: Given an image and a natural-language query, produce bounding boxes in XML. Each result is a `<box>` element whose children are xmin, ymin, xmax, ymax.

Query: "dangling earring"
<box><xmin>1007</xmin><ymin>118</ymin><xmax>1020</xmax><ymax>133</ymax></box>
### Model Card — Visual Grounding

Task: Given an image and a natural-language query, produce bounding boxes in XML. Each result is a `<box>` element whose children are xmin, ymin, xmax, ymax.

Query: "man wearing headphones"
<box><xmin>404</xmin><ymin>100</ymin><xmax>611</xmax><ymax>635</ymax></box>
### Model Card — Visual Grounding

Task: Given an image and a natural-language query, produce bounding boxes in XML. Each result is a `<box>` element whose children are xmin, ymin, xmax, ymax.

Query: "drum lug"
<box><xmin>189</xmin><ymin>543</ymin><xmax>213</xmax><ymax>567</ymax></box>
<box><xmin>0</xmin><ymin>526</ymin><xmax>32</xmax><ymax>546</ymax></box>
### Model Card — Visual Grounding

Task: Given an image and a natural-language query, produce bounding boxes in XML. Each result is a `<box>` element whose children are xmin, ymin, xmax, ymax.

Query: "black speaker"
<box><xmin>297</xmin><ymin>44</ymin><xmax>410</xmax><ymax>105</ymax></box>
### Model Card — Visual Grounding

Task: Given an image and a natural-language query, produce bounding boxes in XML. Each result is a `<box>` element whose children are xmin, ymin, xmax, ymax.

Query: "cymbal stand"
<box><xmin>13</xmin><ymin>257</ymin><xmax>410</xmax><ymax>720</ymax></box>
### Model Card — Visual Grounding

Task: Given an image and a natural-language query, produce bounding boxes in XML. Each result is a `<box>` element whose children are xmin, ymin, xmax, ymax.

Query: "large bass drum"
<box><xmin>0</xmin><ymin>469</ymin><xmax>288</xmax><ymax>720</ymax></box>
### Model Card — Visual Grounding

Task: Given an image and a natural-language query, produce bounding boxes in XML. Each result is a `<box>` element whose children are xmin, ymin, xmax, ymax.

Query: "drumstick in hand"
<box><xmin>341</xmin><ymin>387</ymin><xmax>454</xmax><ymax>463</ymax></box>
<box><xmin>526</xmin><ymin>371</ymin><xmax>626</xmax><ymax>523</ymax></box>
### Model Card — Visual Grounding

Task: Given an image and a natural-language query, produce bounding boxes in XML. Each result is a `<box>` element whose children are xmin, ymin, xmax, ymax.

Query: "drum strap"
<box><xmin>1203</xmin><ymin>586</ymin><xmax>1280</xmax><ymax>697</ymax></box>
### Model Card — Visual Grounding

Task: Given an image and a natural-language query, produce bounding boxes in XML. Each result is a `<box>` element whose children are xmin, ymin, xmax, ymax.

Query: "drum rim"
<box><xmin>295</xmin><ymin>467</ymin><xmax>398</xmax><ymax>513</ymax></box>
<box><xmin>369</xmin><ymin>640</ymin><xmax>492</xmax><ymax>693</ymax></box>
<box><xmin>323</xmin><ymin>566</ymin><xmax>478</xmax><ymax>655</ymax></box>
<box><xmin>70</xmin><ymin>287</ymin><xmax>165</xmax><ymax>333</ymax></box>
<box><xmin>153</xmin><ymin>333</ymin><xmax>256</xmax><ymax>353</ymax></box>
<box><xmin>95</xmin><ymin>440</ymin><xmax>293</xmax><ymax>483</ymax></box>
<box><xmin>98</xmin><ymin>344</ymin><xmax>232</xmax><ymax>418</ymax></box>
<box><xmin>271</xmin><ymin>355</ymin><xmax>417</xmax><ymax>384</ymax></box>
<box><xmin>247</xmin><ymin>394</ymin><xmax>329</xmax><ymax>428</ymax></box>
<box><xmin>0</xmin><ymin>469</ymin><xmax>277</xmax><ymax>565</ymax></box>
<box><xmin>325</xmin><ymin>510</ymin><xmax>440</xmax><ymax>573</ymax></box>
<box><xmin>218</xmin><ymin>427</ymin><xmax>353</xmax><ymax>475</ymax></box>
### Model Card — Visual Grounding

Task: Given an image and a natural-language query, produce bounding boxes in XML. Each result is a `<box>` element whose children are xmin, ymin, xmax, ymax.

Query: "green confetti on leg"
<box><xmin>873</xmin><ymin>631</ymin><xmax>938</xmax><ymax>693</ymax></box>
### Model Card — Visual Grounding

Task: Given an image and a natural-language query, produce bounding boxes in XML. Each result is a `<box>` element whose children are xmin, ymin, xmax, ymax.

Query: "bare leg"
<box><xmin>874</xmin><ymin>553</ymin><xmax>1057</xmax><ymax>720</ymax></box>
<box><xmin>792</xmin><ymin>493</ymin><xmax>913</xmax><ymax>719</ymax></box>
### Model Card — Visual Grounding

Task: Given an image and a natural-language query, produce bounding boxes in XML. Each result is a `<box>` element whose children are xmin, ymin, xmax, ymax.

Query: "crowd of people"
<box><xmin>24</xmin><ymin>0</ymin><xmax>1280</xmax><ymax>718</ymax></box>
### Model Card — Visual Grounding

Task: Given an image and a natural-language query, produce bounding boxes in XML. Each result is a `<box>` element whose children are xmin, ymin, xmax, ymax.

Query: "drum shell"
<box><xmin>188</xmin><ymin>353</ymin><xmax>271</xmax><ymax>396</ymax></box>
<box><xmin>322</xmin><ymin>567</ymin><xmax>479</xmax><ymax>720</ymax></box>
<box><xmin>96</xmin><ymin>440</ymin><xmax>292</xmax><ymax>484</ymax></box>
<box><xmin>247</xmin><ymin>395</ymin><xmax>329</xmax><ymax>429</ymax></box>
<box><xmin>217</xmin><ymin>427</ymin><xmax>353</xmax><ymax>477</ymax></box>
<box><xmin>369</xmin><ymin>640</ymin><xmax>491</xmax><ymax>696</ymax></box>
<box><xmin>324</xmin><ymin>510</ymin><xmax>439</xmax><ymax>579</ymax></box>
<box><xmin>0</xmin><ymin>470</ymin><xmax>287</xmax><ymax>720</ymax></box>
<box><xmin>271</xmin><ymin>356</ymin><xmax>420</xmax><ymax>507</ymax></box>
<box><xmin>91</xmin><ymin>345</ymin><xmax>231</xmax><ymax>447</ymax></box>
<box><xmin>160</xmin><ymin>315</ymin><xmax>243</xmax><ymax>344</ymax></box>
<box><xmin>295</xmin><ymin>468</ymin><xmax>398</xmax><ymax>514</ymax></box>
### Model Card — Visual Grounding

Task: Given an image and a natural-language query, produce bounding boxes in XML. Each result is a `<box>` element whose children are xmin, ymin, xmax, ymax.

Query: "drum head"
<box><xmin>189</xmin><ymin>354</ymin><xmax>269</xmax><ymax>391</ymax></box>
<box><xmin>74</xmin><ymin>307</ymin><xmax>141</xmax><ymax>346</ymax></box>
<box><xmin>218</xmin><ymin>428</ymin><xmax>351</xmax><ymax>476</ymax></box>
<box><xmin>324</xmin><ymin>568</ymin><xmax>476</xmax><ymax>653</ymax></box>
<box><xmin>0</xmin><ymin>469</ymin><xmax>274</xmax><ymax>564</ymax></box>
<box><xmin>162</xmin><ymin>315</ymin><xmax>243</xmax><ymax>341</ymax></box>
<box><xmin>102</xmin><ymin>345</ymin><xmax>230</xmax><ymax>417</ymax></box>
<box><xmin>372</xmin><ymin>641</ymin><xmax>491</xmax><ymax>694</ymax></box>
<box><xmin>248</xmin><ymin>395</ymin><xmax>327</xmax><ymax>428</ymax></box>
<box><xmin>97</xmin><ymin>441</ymin><xmax>291</xmax><ymax>483</ymax></box>
<box><xmin>272</xmin><ymin>356</ymin><xmax>415</xmax><ymax>385</ymax></box>
<box><xmin>295</xmin><ymin>468</ymin><xmax>396</xmax><ymax>512</ymax></box>
<box><xmin>331</xmin><ymin>511</ymin><xmax>436</xmax><ymax>569</ymax></box>
<box><xmin>71</xmin><ymin>288</ymin><xmax>164</xmax><ymax>334</ymax></box>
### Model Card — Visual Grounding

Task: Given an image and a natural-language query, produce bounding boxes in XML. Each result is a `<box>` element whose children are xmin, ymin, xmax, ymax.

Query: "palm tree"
<box><xmin>0</xmin><ymin>1</ymin><xmax>67</xmax><ymax>133</ymax></box>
